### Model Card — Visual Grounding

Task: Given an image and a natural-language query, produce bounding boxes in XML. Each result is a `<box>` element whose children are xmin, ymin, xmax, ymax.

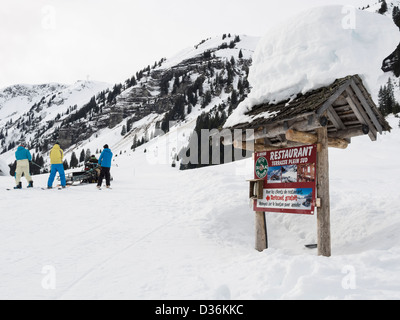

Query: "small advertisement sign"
<box><xmin>254</xmin><ymin>145</ymin><xmax>317</xmax><ymax>215</ymax></box>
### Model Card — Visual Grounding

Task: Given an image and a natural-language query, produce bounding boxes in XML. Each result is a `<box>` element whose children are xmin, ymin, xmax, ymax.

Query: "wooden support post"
<box><xmin>316</xmin><ymin>127</ymin><xmax>331</xmax><ymax>257</ymax></box>
<box><xmin>255</xmin><ymin>211</ymin><xmax>268</xmax><ymax>252</ymax></box>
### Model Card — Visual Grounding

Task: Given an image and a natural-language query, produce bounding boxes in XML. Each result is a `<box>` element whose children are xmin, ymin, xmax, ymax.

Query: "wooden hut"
<box><xmin>224</xmin><ymin>74</ymin><xmax>390</xmax><ymax>257</ymax></box>
<box><xmin>225</xmin><ymin>74</ymin><xmax>390</xmax><ymax>150</ymax></box>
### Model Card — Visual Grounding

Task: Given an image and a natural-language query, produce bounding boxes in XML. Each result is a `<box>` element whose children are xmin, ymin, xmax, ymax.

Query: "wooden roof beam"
<box><xmin>223</xmin><ymin>114</ymin><xmax>328</xmax><ymax>145</ymax></box>
<box><xmin>327</xmin><ymin>105</ymin><xmax>347</xmax><ymax>130</ymax></box>
<box><xmin>233</xmin><ymin>137</ymin><xmax>306</xmax><ymax>150</ymax></box>
<box><xmin>317</xmin><ymin>78</ymin><xmax>353</xmax><ymax>117</ymax></box>
<box><xmin>350</xmin><ymin>79</ymin><xmax>383</xmax><ymax>134</ymax></box>
<box><xmin>328</xmin><ymin>125</ymin><xmax>369</xmax><ymax>140</ymax></box>
<box><xmin>233</xmin><ymin>130</ymin><xmax>350</xmax><ymax>151</ymax></box>
<box><xmin>344</xmin><ymin>89</ymin><xmax>377</xmax><ymax>141</ymax></box>
<box><xmin>286</xmin><ymin>129</ymin><xmax>349</xmax><ymax>149</ymax></box>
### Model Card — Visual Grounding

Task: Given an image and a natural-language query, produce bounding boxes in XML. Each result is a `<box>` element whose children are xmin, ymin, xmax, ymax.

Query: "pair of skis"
<box><xmin>7</xmin><ymin>185</ymin><xmax>113</xmax><ymax>191</ymax></box>
<box><xmin>6</xmin><ymin>185</ymin><xmax>68</xmax><ymax>191</ymax></box>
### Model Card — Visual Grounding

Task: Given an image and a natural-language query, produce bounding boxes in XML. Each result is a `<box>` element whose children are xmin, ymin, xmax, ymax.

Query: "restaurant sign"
<box><xmin>254</xmin><ymin>145</ymin><xmax>317</xmax><ymax>215</ymax></box>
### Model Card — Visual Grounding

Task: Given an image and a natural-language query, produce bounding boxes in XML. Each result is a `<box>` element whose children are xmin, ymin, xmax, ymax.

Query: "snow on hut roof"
<box><xmin>224</xmin><ymin>6</ymin><xmax>399</xmax><ymax>131</ymax></box>
<box><xmin>226</xmin><ymin>75</ymin><xmax>390</xmax><ymax>143</ymax></box>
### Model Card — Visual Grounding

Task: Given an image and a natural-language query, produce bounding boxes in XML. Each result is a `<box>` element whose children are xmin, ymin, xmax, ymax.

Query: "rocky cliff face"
<box><xmin>383</xmin><ymin>43</ymin><xmax>400</xmax><ymax>77</ymax></box>
<box><xmin>0</xmin><ymin>34</ymin><xmax>258</xmax><ymax>167</ymax></box>
<box><xmin>54</xmin><ymin>35</ymin><xmax>257</xmax><ymax>150</ymax></box>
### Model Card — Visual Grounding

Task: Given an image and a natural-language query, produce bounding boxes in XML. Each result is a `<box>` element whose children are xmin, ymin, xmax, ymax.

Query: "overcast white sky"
<box><xmin>0</xmin><ymin>0</ymin><xmax>373</xmax><ymax>89</ymax></box>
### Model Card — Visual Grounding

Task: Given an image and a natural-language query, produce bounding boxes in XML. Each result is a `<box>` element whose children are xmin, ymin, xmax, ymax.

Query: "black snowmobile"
<box><xmin>66</xmin><ymin>161</ymin><xmax>101</xmax><ymax>185</ymax></box>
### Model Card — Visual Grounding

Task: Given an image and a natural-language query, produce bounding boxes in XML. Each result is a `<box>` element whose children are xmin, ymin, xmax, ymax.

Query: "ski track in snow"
<box><xmin>1</xmin><ymin>117</ymin><xmax>400</xmax><ymax>300</ymax></box>
<box><xmin>57</xmin><ymin>217</ymin><xmax>176</xmax><ymax>300</ymax></box>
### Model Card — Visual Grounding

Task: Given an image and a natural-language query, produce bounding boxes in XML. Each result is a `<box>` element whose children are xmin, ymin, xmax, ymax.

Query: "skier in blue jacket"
<box><xmin>14</xmin><ymin>142</ymin><xmax>33</xmax><ymax>189</ymax></box>
<box><xmin>97</xmin><ymin>144</ymin><xmax>113</xmax><ymax>189</ymax></box>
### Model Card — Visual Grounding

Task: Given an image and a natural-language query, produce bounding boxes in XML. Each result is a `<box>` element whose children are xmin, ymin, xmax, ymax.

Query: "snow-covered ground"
<box><xmin>1</xmin><ymin>115</ymin><xmax>399</xmax><ymax>300</ymax></box>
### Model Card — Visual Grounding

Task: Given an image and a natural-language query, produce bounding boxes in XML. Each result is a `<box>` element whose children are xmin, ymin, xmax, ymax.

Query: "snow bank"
<box><xmin>225</xmin><ymin>5</ymin><xmax>399</xmax><ymax>128</ymax></box>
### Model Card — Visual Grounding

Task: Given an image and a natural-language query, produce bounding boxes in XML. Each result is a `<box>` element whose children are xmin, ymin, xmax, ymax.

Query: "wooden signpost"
<box><xmin>249</xmin><ymin>129</ymin><xmax>331</xmax><ymax>256</ymax></box>
<box><xmin>250</xmin><ymin>144</ymin><xmax>318</xmax><ymax>252</ymax></box>
<box><xmin>316</xmin><ymin>127</ymin><xmax>331</xmax><ymax>257</ymax></box>
<box><xmin>224</xmin><ymin>75</ymin><xmax>391</xmax><ymax>257</ymax></box>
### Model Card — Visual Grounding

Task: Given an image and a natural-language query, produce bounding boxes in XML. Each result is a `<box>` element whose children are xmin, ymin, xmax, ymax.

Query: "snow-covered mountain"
<box><xmin>0</xmin><ymin>83</ymin><xmax>67</xmax><ymax>126</ymax></box>
<box><xmin>1</xmin><ymin>2</ymin><xmax>399</xmax><ymax>173</ymax></box>
<box><xmin>0</xmin><ymin>81</ymin><xmax>111</xmax><ymax>159</ymax></box>
<box><xmin>0</xmin><ymin>34</ymin><xmax>258</xmax><ymax>170</ymax></box>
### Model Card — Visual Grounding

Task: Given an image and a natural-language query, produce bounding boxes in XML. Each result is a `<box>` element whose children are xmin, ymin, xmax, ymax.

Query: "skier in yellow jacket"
<box><xmin>47</xmin><ymin>142</ymin><xmax>66</xmax><ymax>189</ymax></box>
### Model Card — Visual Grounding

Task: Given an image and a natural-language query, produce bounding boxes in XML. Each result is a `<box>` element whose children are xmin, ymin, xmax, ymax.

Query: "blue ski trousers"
<box><xmin>48</xmin><ymin>164</ymin><xmax>66</xmax><ymax>187</ymax></box>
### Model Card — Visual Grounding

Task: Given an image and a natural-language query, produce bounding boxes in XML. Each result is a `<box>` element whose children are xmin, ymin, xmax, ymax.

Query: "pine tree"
<box><xmin>201</xmin><ymin>91</ymin><xmax>212</xmax><ymax>108</ymax></box>
<box><xmin>121</xmin><ymin>125</ymin><xmax>127</xmax><ymax>136</ymax></box>
<box><xmin>226</xmin><ymin>62</ymin><xmax>234</xmax><ymax>85</ymax></box>
<box><xmin>239</xmin><ymin>49</ymin><xmax>243</xmax><ymax>59</ymax></box>
<box><xmin>127</xmin><ymin>118</ymin><xmax>133</xmax><ymax>133</ymax></box>
<box><xmin>387</xmin><ymin>78</ymin><xmax>395</xmax><ymax>99</ymax></box>
<box><xmin>85</xmin><ymin>149</ymin><xmax>91</xmax><ymax>162</ymax></box>
<box><xmin>378</xmin><ymin>86</ymin><xmax>386</xmax><ymax>114</ymax></box>
<box><xmin>79</xmin><ymin>149</ymin><xmax>85</xmax><ymax>162</ymax></box>
<box><xmin>237</xmin><ymin>79</ymin><xmax>244</xmax><ymax>95</ymax></box>
<box><xmin>70</xmin><ymin>152</ymin><xmax>78</xmax><ymax>168</ymax></box>
<box><xmin>172</xmin><ymin>75</ymin><xmax>180</xmax><ymax>94</ymax></box>
<box><xmin>231</xmin><ymin>89</ymin><xmax>238</xmax><ymax>106</ymax></box>
<box><xmin>63</xmin><ymin>159</ymin><xmax>69</xmax><ymax>170</ymax></box>
<box><xmin>203</xmin><ymin>51</ymin><xmax>212</xmax><ymax>59</ymax></box>
<box><xmin>394</xmin><ymin>101</ymin><xmax>400</xmax><ymax>114</ymax></box>
<box><xmin>173</xmin><ymin>95</ymin><xmax>186</xmax><ymax>119</ymax></box>
<box><xmin>132</xmin><ymin>134</ymin><xmax>137</xmax><ymax>149</ymax></box>
<box><xmin>378</xmin><ymin>78</ymin><xmax>397</xmax><ymax>116</ymax></box>
<box><xmin>194</xmin><ymin>76</ymin><xmax>205</xmax><ymax>96</ymax></box>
